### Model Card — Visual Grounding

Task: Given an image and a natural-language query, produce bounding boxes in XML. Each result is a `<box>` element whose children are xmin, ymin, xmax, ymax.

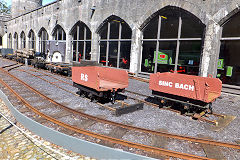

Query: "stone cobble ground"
<box><xmin>0</xmin><ymin>99</ymin><xmax>93</xmax><ymax>160</ymax></box>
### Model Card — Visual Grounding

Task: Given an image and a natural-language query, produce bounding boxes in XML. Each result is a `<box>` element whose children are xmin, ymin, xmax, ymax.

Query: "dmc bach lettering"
<box><xmin>158</xmin><ymin>80</ymin><xmax>194</xmax><ymax>91</ymax></box>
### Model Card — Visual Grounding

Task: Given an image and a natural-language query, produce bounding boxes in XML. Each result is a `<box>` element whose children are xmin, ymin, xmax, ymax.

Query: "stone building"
<box><xmin>4</xmin><ymin>0</ymin><xmax>240</xmax><ymax>92</ymax></box>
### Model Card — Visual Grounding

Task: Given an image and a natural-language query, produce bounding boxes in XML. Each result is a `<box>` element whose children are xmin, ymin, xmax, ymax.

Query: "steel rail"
<box><xmin>29</xmin><ymin>69</ymin><xmax>73</xmax><ymax>85</ymax></box>
<box><xmin>2</xmin><ymin>63</ymin><xmax>19</xmax><ymax>68</ymax></box>
<box><xmin>18</xmin><ymin>69</ymin><xmax>78</xmax><ymax>96</ymax></box>
<box><xmin>17</xmin><ymin>69</ymin><xmax>115</xmax><ymax>112</ymax></box>
<box><xmin>7</xmin><ymin>64</ymin><xmax>25</xmax><ymax>71</ymax></box>
<box><xmin>128</xmin><ymin>75</ymin><xmax>150</xmax><ymax>83</ymax></box>
<box><xmin>3</xmin><ymin>67</ymin><xmax>240</xmax><ymax>150</ymax></box>
<box><xmin>0</xmin><ymin>71</ymin><xmax>214</xmax><ymax>160</ymax></box>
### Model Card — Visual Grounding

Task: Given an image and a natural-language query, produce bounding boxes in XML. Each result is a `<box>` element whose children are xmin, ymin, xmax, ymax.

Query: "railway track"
<box><xmin>20</xmin><ymin>67</ymin><xmax>223</xmax><ymax>125</ymax></box>
<box><xmin>1</xmin><ymin>60</ymin><xmax>239</xmax><ymax>158</ymax></box>
<box><xmin>0</xmin><ymin>65</ymin><xmax>219</xmax><ymax>160</ymax></box>
<box><xmin>1</xmin><ymin>64</ymin><xmax>240</xmax><ymax>150</ymax></box>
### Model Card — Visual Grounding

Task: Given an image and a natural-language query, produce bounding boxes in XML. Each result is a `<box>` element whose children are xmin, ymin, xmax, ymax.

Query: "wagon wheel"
<box><xmin>88</xmin><ymin>93</ymin><xmax>93</xmax><ymax>101</ymax></box>
<box><xmin>89</xmin><ymin>93</ymin><xmax>97</xmax><ymax>102</ymax></box>
<box><xmin>80</xmin><ymin>91</ymin><xmax>86</xmax><ymax>98</ymax></box>
<box><xmin>77</xmin><ymin>89</ymin><xmax>85</xmax><ymax>98</ymax></box>
<box><xmin>208</xmin><ymin>103</ymin><xmax>213</xmax><ymax>114</ymax></box>
<box><xmin>111</xmin><ymin>89</ymin><xmax>116</xmax><ymax>104</ymax></box>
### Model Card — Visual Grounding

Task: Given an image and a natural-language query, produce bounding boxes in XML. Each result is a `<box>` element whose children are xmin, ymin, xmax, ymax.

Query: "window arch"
<box><xmin>13</xmin><ymin>32</ymin><xmax>18</xmax><ymax>50</ymax></box>
<box><xmin>28</xmin><ymin>30</ymin><xmax>35</xmax><ymax>49</ymax></box>
<box><xmin>52</xmin><ymin>25</ymin><xmax>66</xmax><ymax>40</ymax></box>
<box><xmin>8</xmin><ymin>33</ymin><xmax>12</xmax><ymax>48</ymax></box>
<box><xmin>38</xmin><ymin>27</ymin><xmax>49</xmax><ymax>54</ymax></box>
<box><xmin>98</xmin><ymin>16</ymin><xmax>132</xmax><ymax>69</ymax></box>
<box><xmin>70</xmin><ymin>22</ymin><xmax>91</xmax><ymax>61</ymax></box>
<box><xmin>141</xmin><ymin>7</ymin><xmax>205</xmax><ymax>75</ymax></box>
<box><xmin>218</xmin><ymin>11</ymin><xmax>240</xmax><ymax>86</ymax></box>
<box><xmin>20</xmin><ymin>31</ymin><xmax>26</xmax><ymax>49</ymax></box>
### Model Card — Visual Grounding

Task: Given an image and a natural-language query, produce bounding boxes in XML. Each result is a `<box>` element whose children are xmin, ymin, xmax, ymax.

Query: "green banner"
<box><xmin>154</xmin><ymin>51</ymin><xmax>168</xmax><ymax>64</ymax></box>
<box><xmin>217</xmin><ymin>59</ymin><xmax>224</xmax><ymax>70</ymax></box>
<box><xmin>226</xmin><ymin>66</ymin><xmax>233</xmax><ymax>77</ymax></box>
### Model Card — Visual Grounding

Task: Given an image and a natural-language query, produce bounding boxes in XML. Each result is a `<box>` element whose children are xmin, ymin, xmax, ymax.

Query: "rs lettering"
<box><xmin>81</xmin><ymin>73</ymin><xmax>88</xmax><ymax>82</ymax></box>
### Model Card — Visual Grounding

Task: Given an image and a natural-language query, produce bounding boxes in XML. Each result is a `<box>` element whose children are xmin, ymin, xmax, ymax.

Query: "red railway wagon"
<box><xmin>72</xmin><ymin>66</ymin><xmax>128</xmax><ymax>102</ymax></box>
<box><xmin>149</xmin><ymin>72</ymin><xmax>222</xmax><ymax>112</ymax></box>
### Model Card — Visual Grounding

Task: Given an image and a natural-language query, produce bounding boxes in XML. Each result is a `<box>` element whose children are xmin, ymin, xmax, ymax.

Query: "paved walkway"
<box><xmin>0</xmin><ymin>100</ymin><xmax>92</xmax><ymax>160</ymax></box>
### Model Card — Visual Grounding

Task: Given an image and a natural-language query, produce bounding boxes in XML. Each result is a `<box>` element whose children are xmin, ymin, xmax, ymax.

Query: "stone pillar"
<box><xmin>65</xmin><ymin>33</ymin><xmax>72</xmax><ymax>63</ymax></box>
<box><xmin>199</xmin><ymin>20</ymin><xmax>222</xmax><ymax>77</ymax></box>
<box><xmin>129</xmin><ymin>27</ymin><xmax>142</xmax><ymax>75</ymax></box>
<box><xmin>91</xmin><ymin>32</ymin><xmax>99</xmax><ymax>61</ymax></box>
<box><xmin>35</xmin><ymin>36</ymin><xmax>40</xmax><ymax>52</ymax></box>
<box><xmin>26</xmin><ymin>38</ymin><xmax>29</xmax><ymax>50</ymax></box>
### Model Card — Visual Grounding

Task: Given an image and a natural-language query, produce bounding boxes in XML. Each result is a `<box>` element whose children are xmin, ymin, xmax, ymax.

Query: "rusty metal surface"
<box><xmin>72</xmin><ymin>66</ymin><xmax>128</xmax><ymax>91</ymax></box>
<box><xmin>150</xmin><ymin>128</ymin><xmax>169</xmax><ymax>159</ymax></box>
<box><xmin>149</xmin><ymin>72</ymin><xmax>222</xmax><ymax>103</ymax></box>
<box><xmin>99</xmin><ymin>127</ymin><xmax>129</xmax><ymax>147</ymax></box>
<box><xmin>198</xmin><ymin>135</ymin><xmax>226</xmax><ymax>160</ymax></box>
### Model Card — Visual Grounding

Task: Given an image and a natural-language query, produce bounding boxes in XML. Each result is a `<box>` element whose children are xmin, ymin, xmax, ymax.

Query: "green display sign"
<box><xmin>154</xmin><ymin>51</ymin><xmax>168</xmax><ymax>64</ymax></box>
<box><xmin>217</xmin><ymin>59</ymin><xmax>224</xmax><ymax>70</ymax></box>
<box><xmin>226</xmin><ymin>66</ymin><xmax>233</xmax><ymax>77</ymax></box>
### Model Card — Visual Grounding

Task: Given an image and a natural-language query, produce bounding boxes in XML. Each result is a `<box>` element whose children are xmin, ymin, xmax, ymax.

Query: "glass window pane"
<box><xmin>181</xmin><ymin>13</ymin><xmax>204</xmax><ymax>38</ymax></box>
<box><xmin>178</xmin><ymin>41</ymin><xmax>201</xmax><ymax>75</ymax></box>
<box><xmin>141</xmin><ymin>41</ymin><xmax>157</xmax><ymax>73</ymax></box>
<box><xmin>63</xmin><ymin>31</ymin><xmax>66</xmax><ymax>40</ymax></box>
<box><xmin>100</xmin><ymin>41</ymin><xmax>107</xmax><ymax>65</ymax></box>
<box><xmin>73</xmin><ymin>29</ymin><xmax>77</xmax><ymax>40</ymax></box>
<box><xmin>100</xmin><ymin>24</ymin><xmax>108</xmax><ymax>39</ymax></box>
<box><xmin>110</xmin><ymin>20</ymin><xmax>119</xmax><ymax>39</ymax></box>
<box><xmin>222</xmin><ymin>12</ymin><xmax>240</xmax><ymax>37</ymax></box>
<box><xmin>78</xmin><ymin>41</ymin><xmax>84</xmax><ymax>61</ymax></box>
<box><xmin>86</xmin><ymin>27</ymin><xmax>91</xmax><ymax>40</ymax></box>
<box><xmin>121</xmin><ymin>22</ymin><xmax>132</xmax><ymax>39</ymax></box>
<box><xmin>72</xmin><ymin>41</ymin><xmax>77</xmax><ymax>61</ymax></box>
<box><xmin>143</xmin><ymin>16</ymin><xmax>159</xmax><ymax>39</ymax></box>
<box><xmin>217</xmin><ymin>40</ymin><xmax>240</xmax><ymax>86</ymax></box>
<box><xmin>160</xmin><ymin>10</ymin><xmax>179</xmax><ymax>39</ymax></box>
<box><xmin>79</xmin><ymin>25</ymin><xmax>84</xmax><ymax>40</ymax></box>
<box><xmin>59</xmin><ymin>30</ymin><xmax>62</xmax><ymax>40</ymax></box>
<box><xmin>156</xmin><ymin>41</ymin><xmax>177</xmax><ymax>72</ymax></box>
<box><xmin>108</xmin><ymin>41</ymin><xmax>118</xmax><ymax>67</ymax></box>
<box><xmin>119</xmin><ymin>41</ymin><xmax>131</xmax><ymax>69</ymax></box>
<box><xmin>85</xmin><ymin>41</ymin><xmax>91</xmax><ymax>60</ymax></box>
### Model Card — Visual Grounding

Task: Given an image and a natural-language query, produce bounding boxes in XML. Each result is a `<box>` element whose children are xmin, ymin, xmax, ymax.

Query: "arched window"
<box><xmin>28</xmin><ymin>30</ymin><xmax>35</xmax><ymax>49</ymax></box>
<box><xmin>38</xmin><ymin>28</ymin><xmax>49</xmax><ymax>54</ymax></box>
<box><xmin>14</xmin><ymin>32</ymin><xmax>18</xmax><ymax>50</ymax></box>
<box><xmin>141</xmin><ymin>7</ymin><xmax>205</xmax><ymax>75</ymax></box>
<box><xmin>70</xmin><ymin>22</ymin><xmax>91</xmax><ymax>61</ymax></box>
<box><xmin>20</xmin><ymin>31</ymin><xmax>26</xmax><ymax>49</ymax></box>
<box><xmin>8</xmin><ymin>33</ymin><xmax>12</xmax><ymax>48</ymax></box>
<box><xmin>52</xmin><ymin>25</ymin><xmax>66</xmax><ymax>40</ymax></box>
<box><xmin>98</xmin><ymin>16</ymin><xmax>132</xmax><ymax>69</ymax></box>
<box><xmin>218</xmin><ymin>12</ymin><xmax>240</xmax><ymax>86</ymax></box>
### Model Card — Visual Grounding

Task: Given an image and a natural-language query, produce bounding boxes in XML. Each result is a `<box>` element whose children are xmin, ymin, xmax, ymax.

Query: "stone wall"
<box><xmin>6</xmin><ymin>0</ymin><xmax>240</xmax><ymax>76</ymax></box>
